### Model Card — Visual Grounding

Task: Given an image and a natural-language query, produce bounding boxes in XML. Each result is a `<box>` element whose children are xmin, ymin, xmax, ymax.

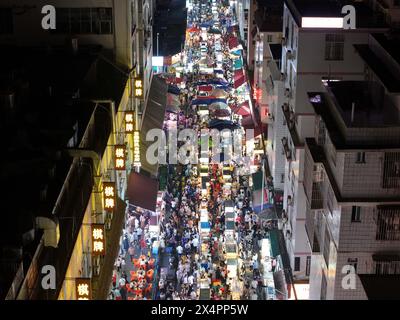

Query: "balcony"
<box><xmin>311</xmin><ymin>182</ymin><xmax>324</xmax><ymax>210</ymax></box>
<box><xmin>281</xmin><ymin>137</ymin><xmax>292</xmax><ymax>161</ymax></box>
<box><xmin>282</xmin><ymin>104</ymin><xmax>304</xmax><ymax>148</ymax></box>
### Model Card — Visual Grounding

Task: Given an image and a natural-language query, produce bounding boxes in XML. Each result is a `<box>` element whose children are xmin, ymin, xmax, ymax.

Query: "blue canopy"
<box><xmin>208</xmin><ymin>119</ymin><xmax>241</xmax><ymax>130</ymax></box>
<box><xmin>200</xmin><ymin>21</ymin><xmax>213</xmax><ymax>28</ymax></box>
<box><xmin>191</xmin><ymin>98</ymin><xmax>227</xmax><ymax>106</ymax></box>
<box><xmin>168</xmin><ymin>85</ymin><xmax>181</xmax><ymax>95</ymax></box>
<box><xmin>196</xmin><ymin>79</ymin><xmax>230</xmax><ymax>86</ymax></box>
<box><xmin>200</xmin><ymin>222</ymin><xmax>210</xmax><ymax>229</ymax></box>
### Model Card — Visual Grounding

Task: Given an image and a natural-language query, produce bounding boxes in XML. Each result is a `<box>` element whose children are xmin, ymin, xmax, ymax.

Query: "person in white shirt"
<box><xmin>190</xmin><ymin>290</ymin><xmax>197</xmax><ymax>300</ymax></box>
<box><xmin>176</xmin><ymin>245</ymin><xmax>183</xmax><ymax>255</ymax></box>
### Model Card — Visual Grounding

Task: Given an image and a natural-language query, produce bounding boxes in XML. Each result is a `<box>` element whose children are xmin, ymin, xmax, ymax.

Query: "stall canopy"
<box><xmin>127</xmin><ymin>172</ymin><xmax>159</xmax><ymax>212</ymax></box>
<box><xmin>231</xmin><ymin>101</ymin><xmax>251</xmax><ymax>116</ymax></box>
<box><xmin>253</xmin><ymin>188</ymin><xmax>274</xmax><ymax>214</ymax></box>
<box><xmin>233</xmin><ymin>69</ymin><xmax>246</xmax><ymax>89</ymax></box>
<box><xmin>228</xmin><ymin>37</ymin><xmax>239</xmax><ymax>50</ymax></box>
<box><xmin>209</xmin><ymin>119</ymin><xmax>240</xmax><ymax>130</ymax></box>
<box><xmin>140</xmin><ymin>76</ymin><xmax>168</xmax><ymax>176</ymax></box>
<box><xmin>233</xmin><ymin>58</ymin><xmax>243</xmax><ymax>70</ymax></box>
<box><xmin>199</xmin><ymin>85</ymin><xmax>213</xmax><ymax>92</ymax></box>
<box><xmin>168</xmin><ymin>84</ymin><xmax>181</xmax><ymax>95</ymax></box>
<box><xmin>191</xmin><ymin>98</ymin><xmax>227</xmax><ymax>106</ymax></box>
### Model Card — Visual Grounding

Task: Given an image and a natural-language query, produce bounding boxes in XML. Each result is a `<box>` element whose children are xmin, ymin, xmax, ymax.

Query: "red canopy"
<box><xmin>196</xmin><ymin>95</ymin><xmax>217</xmax><ymax>100</ymax></box>
<box><xmin>228</xmin><ymin>37</ymin><xmax>239</xmax><ymax>50</ymax></box>
<box><xmin>234</xmin><ymin>69</ymin><xmax>244</xmax><ymax>82</ymax></box>
<box><xmin>198</xmin><ymin>85</ymin><xmax>213</xmax><ymax>92</ymax></box>
<box><xmin>231</xmin><ymin>101</ymin><xmax>251</xmax><ymax>116</ymax></box>
<box><xmin>234</xmin><ymin>73</ymin><xmax>247</xmax><ymax>89</ymax></box>
<box><xmin>241</xmin><ymin>115</ymin><xmax>263</xmax><ymax>137</ymax></box>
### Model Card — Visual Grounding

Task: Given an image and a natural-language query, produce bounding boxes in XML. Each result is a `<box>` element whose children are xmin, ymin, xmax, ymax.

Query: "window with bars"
<box><xmin>382</xmin><ymin>152</ymin><xmax>400</xmax><ymax>188</ymax></box>
<box><xmin>325</xmin><ymin>34</ymin><xmax>344</xmax><ymax>61</ymax></box>
<box><xmin>54</xmin><ymin>8</ymin><xmax>113</xmax><ymax>34</ymax></box>
<box><xmin>375</xmin><ymin>261</ymin><xmax>400</xmax><ymax>275</ymax></box>
<box><xmin>376</xmin><ymin>206</ymin><xmax>400</xmax><ymax>240</ymax></box>
<box><xmin>0</xmin><ymin>8</ymin><xmax>13</xmax><ymax>34</ymax></box>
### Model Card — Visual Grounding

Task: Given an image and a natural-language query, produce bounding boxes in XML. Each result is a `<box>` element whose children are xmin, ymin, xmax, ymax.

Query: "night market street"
<box><xmin>109</xmin><ymin>0</ymin><xmax>286</xmax><ymax>301</ymax></box>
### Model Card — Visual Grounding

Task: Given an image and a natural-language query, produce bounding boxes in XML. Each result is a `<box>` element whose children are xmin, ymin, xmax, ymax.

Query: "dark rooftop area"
<box><xmin>326</xmin><ymin>81</ymin><xmax>400</xmax><ymax>128</ymax></box>
<box><xmin>371</xmin><ymin>33</ymin><xmax>400</xmax><ymax>67</ymax></box>
<box><xmin>354</xmin><ymin>44</ymin><xmax>400</xmax><ymax>93</ymax></box>
<box><xmin>154</xmin><ymin>0</ymin><xmax>188</xmax><ymax>56</ymax></box>
<box><xmin>308</xmin><ymin>84</ymin><xmax>400</xmax><ymax>150</ymax></box>
<box><xmin>255</xmin><ymin>0</ymin><xmax>283</xmax><ymax>32</ymax></box>
<box><xmin>285</xmin><ymin>0</ymin><xmax>388</xmax><ymax>29</ymax></box>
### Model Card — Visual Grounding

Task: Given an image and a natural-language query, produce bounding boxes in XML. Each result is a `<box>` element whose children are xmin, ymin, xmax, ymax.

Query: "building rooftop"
<box><xmin>285</xmin><ymin>0</ymin><xmax>388</xmax><ymax>29</ymax></box>
<box><xmin>308</xmin><ymin>81</ymin><xmax>400</xmax><ymax>149</ymax></box>
<box><xmin>326</xmin><ymin>81</ymin><xmax>400</xmax><ymax>128</ymax></box>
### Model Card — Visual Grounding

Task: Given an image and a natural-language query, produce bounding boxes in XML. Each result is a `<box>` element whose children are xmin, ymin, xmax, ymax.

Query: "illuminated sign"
<box><xmin>114</xmin><ymin>145</ymin><xmax>126</xmax><ymax>171</ymax></box>
<box><xmin>134</xmin><ymin>78</ymin><xmax>144</xmax><ymax>99</ymax></box>
<box><xmin>103</xmin><ymin>182</ymin><xmax>116</xmax><ymax>211</ymax></box>
<box><xmin>301</xmin><ymin>17</ymin><xmax>343</xmax><ymax>28</ymax></box>
<box><xmin>125</xmin><ymin>112</ymin><xmax>134</xmax><ymax>133</ymax></box>
<box><xmin>75</xmin><ymin>278</ymin><xmax>91</xmax><ymax>300</ymax></box>
<box><xmin>152</xmin><ymin>56</ymin><xmax>164</xmax><ymax>67</ymax></box>
<box><xmin>133</xmin><ymin>131</ymin><xmax>141</xmax><ymax>167</ymax></box>
<box><xmin>91</xmin><ymin>224</ymin><xmax>105</xmax><ymax>256</ymax></box>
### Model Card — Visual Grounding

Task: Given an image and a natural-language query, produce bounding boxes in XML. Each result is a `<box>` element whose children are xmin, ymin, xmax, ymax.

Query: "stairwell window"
<box><xmin>351</xmin><ymin>206</ymin><xmax>362</xmax><ymax>222</ymax></box>
<box><xmin>356</xmin><ymin>152</ymin><xmax>366</xmax><ymax>163</ymax></box>
<box><xmin>325</xmin><ymin>34</ymin><xmax>344</xmax><ymax>61</ymax></box>
<box><xmin>294</xmin><ymin>257</ymin><xmax>301</xmax><ymax>271</ymax></box>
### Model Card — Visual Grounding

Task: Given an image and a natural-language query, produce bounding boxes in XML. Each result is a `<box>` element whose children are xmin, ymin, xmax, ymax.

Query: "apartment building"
<box><xmin>305</xmin><ymin>33</ymin><xmax>400</xmax><ymax>300</ymax></box>
<box><xmin>0</xmin><ymin>0</ymin><xmax>162</xmax><ymax>300</ymax></box>
<box><xmin>268</xmin><ymin>0</ymin><xmax>389</xmax><ymax>281</ymax></box>
<box><xmin>252</xmin><ymin>0</ymin><xmax>284</xmax><ymax>190</ymax></box>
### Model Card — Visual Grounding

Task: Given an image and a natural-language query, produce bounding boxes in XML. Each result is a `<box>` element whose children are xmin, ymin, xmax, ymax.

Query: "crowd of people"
<box><xmin>109</xmin><ymin>206</ymin><xmax>157</xmax><ymax>300</ymax></box>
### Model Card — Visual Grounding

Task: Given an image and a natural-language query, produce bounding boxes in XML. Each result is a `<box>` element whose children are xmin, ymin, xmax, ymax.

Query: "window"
<box><xmin>325</xmin><ymin>34</ymin><xmax>344</xmax><ymax>61</ymax></box>
<box><xmin>306</xmin><ymin>256</ymin><xmax>311</xmax><ymax>276</ymax></box>
<box><xmin>351</xmin><ymin>206</ymin><xmax>361</xmax><ymax>222</ymax></box>
<box><xmin>348</xmin><ymin>258</ymin><xmax>358</xmax><ymax>273</ymax></box>
<box><xmin>376</xmin><ymin>206</ymin><xmax>400</xmax><ymax>240</ymax></box>
<box><xmin>356</xmin><ymin>152</ymin><xmax>366</xmax><ymax>163</ymax></box>
<box><xmin>0</xmin><ymin>8</ymin><xmax>13</xmax><ymax>34</ymax></box>
<box><xmin>54</xmin><ymin>8</ymin><xmax>113</xmax><ymax>34</ymax></box>
<box><xmin>267</xmin><ymin>34</ymin><xmax>273</xmax><ymax>42</ymax></box>
<box><xmin>294</xmin><ymin>257</ymin><xmax>301</xmax><ymax>271</ymax></box>
<box><xmin>281</xmin><ymin>174</ymin><xmax>285</xmax><ymax>183</ymax></box>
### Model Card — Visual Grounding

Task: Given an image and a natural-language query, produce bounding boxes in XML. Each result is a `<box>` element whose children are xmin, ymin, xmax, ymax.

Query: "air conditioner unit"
<box><xmin>287</xmin><ymin>195</ymin><xmax>294</xmax><ymax>206</ymax></box>
<box><xmin>280</xmin><ymin>72</ymin><xmax>286</xmax><ymax>81</ymax></box>
<box><xmin>286</xmin><ymin>229</ymin><xmax>292</xmax><ymax>239</ymax></box>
